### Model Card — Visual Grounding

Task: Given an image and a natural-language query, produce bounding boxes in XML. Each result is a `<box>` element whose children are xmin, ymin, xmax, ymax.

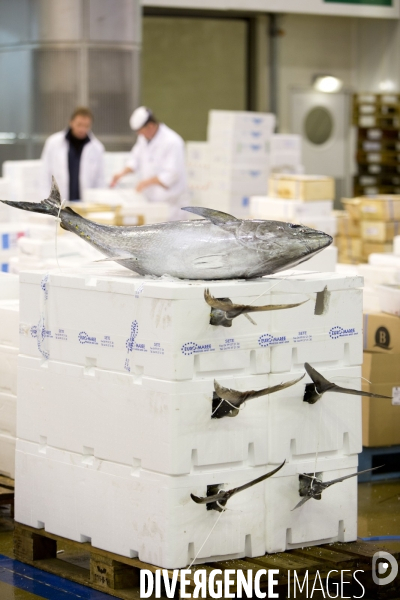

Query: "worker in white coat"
<box><xmin>41</xmin><ymin>106</ymin><xmax>105</xmax><ymax>201</ymax></box>
<box><xmin>110</xmin><ymin>107</ymin><xmax>188</xmax><ymax>220</ymax></box>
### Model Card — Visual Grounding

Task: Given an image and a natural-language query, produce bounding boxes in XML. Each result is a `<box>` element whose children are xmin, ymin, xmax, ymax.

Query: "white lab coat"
<box><xmin>41</xmin><ymin>130</ymin><xmax>105</xmax><ymax>200</ymax></box>
<box><xmin>126</xmin><ymin>123</ymin><xmax>188</xmax><ymax>220</ymax></box>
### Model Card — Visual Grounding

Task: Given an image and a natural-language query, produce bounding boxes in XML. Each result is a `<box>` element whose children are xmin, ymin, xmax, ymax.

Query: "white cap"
<box><xmin>130</xmin><ymin>106</ymin><xmax>152</xmax><ymax>131</ymax></box>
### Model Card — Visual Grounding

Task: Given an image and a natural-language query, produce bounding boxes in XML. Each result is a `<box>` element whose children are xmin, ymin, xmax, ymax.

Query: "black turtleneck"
<box><xmin>66</xmin><ymin>129</ymin><xmax>90</xmax><ymax>201</ymax></box>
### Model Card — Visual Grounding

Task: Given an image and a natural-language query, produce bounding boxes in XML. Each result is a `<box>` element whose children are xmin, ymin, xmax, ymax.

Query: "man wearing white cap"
<box><xmin>110</xmin><ymin>107</ymin><xmax>188</xmax><ymax>220</ymax></box>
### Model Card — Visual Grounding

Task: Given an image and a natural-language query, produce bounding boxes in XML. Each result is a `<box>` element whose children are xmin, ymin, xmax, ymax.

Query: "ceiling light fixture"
<box><xmin>313</xmin><ymin>75</ymin><xmax>343</xmax><ymax>93</ymax></box>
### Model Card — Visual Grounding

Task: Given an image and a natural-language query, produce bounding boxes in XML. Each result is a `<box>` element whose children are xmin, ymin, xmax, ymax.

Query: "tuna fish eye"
<box><xmin>289</xmin><ymin>224</ymin><xmax>302</xmax><ymax>228</ymax></box>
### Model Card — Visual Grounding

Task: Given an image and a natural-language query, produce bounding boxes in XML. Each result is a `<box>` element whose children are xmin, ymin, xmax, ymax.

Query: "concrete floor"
<box><xmin>0</xmin><ymin>481</ymin><xmax>399</xmax><ymax>599</ymax></box>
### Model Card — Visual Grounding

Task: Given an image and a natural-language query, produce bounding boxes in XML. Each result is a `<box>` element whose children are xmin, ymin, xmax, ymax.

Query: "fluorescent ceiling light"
<box><xmin>313</xmin><ymin>75</ymin><xmax>343</xmax><ymax>93</ymax></box>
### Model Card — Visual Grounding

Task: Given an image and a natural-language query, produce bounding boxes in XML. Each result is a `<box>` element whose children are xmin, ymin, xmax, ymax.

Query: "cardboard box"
<box><xmin>362</xmin><ymin>241</ymin><xmax>393</xmax><ymax>261</ymax></box>
<box><xmin>335</xmin><ymin>236</ymin><xmax>363</xmax><ymax>263</ymax></box>
<box><xmin>359</xmin><ymin>196</ymin><xmax>400</xmax><ymax>221</ymax></box>
<box><xmin>336</xmin><ymin>211</ymin><xmax>360</xmax><ymax>237</ymax></box>
<box><xmin>361</xmin><ymin>221</ymin><xmax>400</xmax><ymax>242</ymax></box>
<box><xmin>362</xmin><ymin>352</ymin><xmax>400</xmax><ymax>446</ymax></box>
<box><xmin>268</xmin><ymin>174</ymin><xmax>335</xmax><ymax>201</ymax></box>
<box><xmin>363</xmin><ymin>311</ymin><xmax>400</xmax><ymax>353</ymax></box>
<box><xmin>342</xmin><ymin>198</ymin><xmax>362</xmax><ymax>221</ymax></box>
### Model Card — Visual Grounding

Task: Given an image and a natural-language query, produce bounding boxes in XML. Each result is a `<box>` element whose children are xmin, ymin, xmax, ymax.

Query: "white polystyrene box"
<box><xmin>377</xmin><ymin>284</ymin><xmax>400</xmax><ymax>317</ymax></box>
<box><xmin>15</xmin><ymin>439</ymin><xmax>271</xmax><ymax>568</ymax></box>
<box><xmin>363</xmin><ymin>286</ymin><xmax>381</xmax><ymax>313</ymax></box>
<box><xmin>289</xmin><ymin>247</ymin><xmax>337</xmax><ymax>273</ymax></box>
<box><xmin>19</xmin><ymin>268</ymin><xmax>363</xmax><ymax>378</ymax></box>
<box><xmin>0</xmin><ymin>392</ymin><xmax>16</xmax><ymax>437</ymax></box>
<box><xmin>358</xmin><ymin>263</ymin><xmax>400</xmax><ymax>287</ymax></box>
<box><xmin>265</xmin><ymin>455</ymin><xmax>358</xmax><ymax>553</ymax></box>
<box><xmin>17</xmin><ymin>355</ymin><xmax>270</xmax><ymax>474</ymax></box>
<box><xmin>368</xmin><ymin>253</ymin><xmax>400</xmax><ymax>269</ymax></box>
<box><xmin>267</xmin><ymin>366</ymin><xmax>362</xmax><ymax>464</ymax></box>
<box><xmin>0</xmin><ymin>273</ymin><xmax>19</xmax><ymax>300</ymax></box>
<box><xmin>0</xmin><ymin>344</ymin><xmax>17</xmax><ymax>395</ymax></box>
<box><xmin>394</xmin><ymin>235</ymin><xmax>400</xmax><ymax>256</ymax></box>
<box><xmin>250</xmin><ymin>197</ymin><xmax>333</xmax><ymax>221</ymax></box>
<box><xmin>0</xmin><ymin>300</ymin><xmax>19</xmax><ymax>347</ymax></box>
<box><xmin>0</xmin><ymin>432</ymin><xmax>16</xmax><ymax>478</ymax></box>
<box><xmin>209</xmin><ymin>166</ymin><xmax>268</xmax><ymax>196</ymax></box>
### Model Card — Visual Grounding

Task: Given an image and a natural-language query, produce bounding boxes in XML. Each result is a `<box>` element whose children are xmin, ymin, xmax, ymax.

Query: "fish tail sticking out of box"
<box><xmin>292</xmin><ymin>466</ymin><xmax>383</xmax><ymax>510</ymax></box>
<box><xmin>191</xmin><ymin>460</ymin><xmax>286</xmax><ymax>512</ymax></box>
<box><xmin>212</xmin><ymin>374</ymin><xmax>305</xmax><ymax>419</ymax></box>
<box><xmin>303</xmin><ymin>362</ymin><xmax>392</xmax><ymax>404</ymax></box>
<box><xmin>204</xmin><ymin>289</ymin><xmax>309</xmax><ymax>327</ymax></box>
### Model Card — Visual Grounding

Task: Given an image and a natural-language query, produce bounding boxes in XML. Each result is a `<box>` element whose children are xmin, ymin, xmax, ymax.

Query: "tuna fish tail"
<box><xmin>0</xmin><ymin>176</ymin><xmax>79</xmax><ymax>225</ymax></box>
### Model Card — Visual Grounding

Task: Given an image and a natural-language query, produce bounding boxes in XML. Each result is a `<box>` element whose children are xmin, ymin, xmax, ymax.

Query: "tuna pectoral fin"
<box><xmin>204</xmin><ymin>289</ymin><xmax>308</xmax><ymax>321</ymax></box>
<box><xmin>182</xmin><ymin>206</ymin><xmax>239</xmax><ymax>226</ymax></box>
<box><xmin>95</xmin><ymin>255</ymin><xmax>137</xmax><ymax>263</ymax></box>
<box><xmin>330</xmin><ymin>385</ymin><xmax>392</xmax><ymax>399</ymax></box>
<box><xmin>214</xmin><ymin>374</ymin><xmax>304</xmax><ymax>408</ymax></box>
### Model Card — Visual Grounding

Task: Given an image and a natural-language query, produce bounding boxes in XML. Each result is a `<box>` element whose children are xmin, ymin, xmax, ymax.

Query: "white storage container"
<box><xmin>19</xmin><ymin>268</ymin><xmax>363</xmax><ymax>379</ymax></box>
<box><xmin>210</xmin><ymin>166</ymin><xmax>268</xmax><ymax>196</ymax></box>
<box><xmin>265</xmin><ymin>455</ymin><xmax>358</xmax><ymax>553</ymax></box>
<box><xmin>250</xmin><ymin>197</ymin><xmax>333</xmax><ymax>221</ymax></box>
<box><xmin>377</xmin><ymin>284</ymin><xmax>400</xmax><ymax>316</ymax></box>
<box><xmin>270</xmin><ymin>134</ymin><xmax>302</xmax><ymax>174</ymax></box>
<box><xmin>17</xmin><ymin>355</ymin><xmax>271</xmax><ymax>474</ymax></box>
<box><xmin>16</xmin><ymin>439</ymin><xmax>271</xmax><ymax>568</ymax></box>
<box><xmin>267</xmin><ymin>366</ymin><xmax>362</xmax><ymax>464</ymax></box>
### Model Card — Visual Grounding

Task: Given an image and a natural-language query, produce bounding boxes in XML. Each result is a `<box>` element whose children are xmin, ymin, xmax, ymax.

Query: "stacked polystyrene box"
<box><xmin>14</xmin><ymin>263</ymin><xmax>364</xmax><ymax>566</ymax></box>
<box><xmin>0</xmin><ymin>223</ymin><xmax>29</xmax><ymax>273</ymax></box>
<box><xmin>186</xmin><ymin>142</ymin><xmax>211</xmax><ymax>208</ymax></box>
<box><xmin>356</xmin><ymin>235</ymin><xmax>400</xmax><ymax>313</ymax></box>
<box><xmin>204</xmin><ymin>111</ymin><xmax>275</xmax><ymax>217</ymax></box>
<box><xmin>0</xmin><ymin>273</ymin><xmax>19</xmax><ymax>478</ymax></box>
<box><xmin>270</xmin><ymin>134</ymin><xmax>303</xmax><ymax>175</ymax></box>
<box><xmin>2</xmin><ymin>160</ymin><xmax>43</xmax><ymax>205</ymax></box>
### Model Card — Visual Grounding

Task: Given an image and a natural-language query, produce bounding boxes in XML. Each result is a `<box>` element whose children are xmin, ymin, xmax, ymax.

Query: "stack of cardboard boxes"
<box><xmin>337</xmin><ymin>195</ymin><xmax>400</xmax><ymax>263</ymax></box>
<box><xmin>362</xmin><ymin>312</ymin><xmax>400</xmax><ymax>447</ymax></box>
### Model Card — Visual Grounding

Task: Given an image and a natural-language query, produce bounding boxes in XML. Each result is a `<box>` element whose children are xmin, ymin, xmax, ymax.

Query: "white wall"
<box><xmin>278</xmin><ymin>14</ymin><xmax>357</xmax><ymax>132</ymax></box>
<box><xmin>353</xmin><ymin>18</ymin><xmax>400</xmax><ymax>92</ymax></box>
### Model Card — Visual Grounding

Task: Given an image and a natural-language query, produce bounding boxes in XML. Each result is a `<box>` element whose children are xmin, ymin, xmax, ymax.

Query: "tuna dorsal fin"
<box><xmin>181</xmin><ymin>207</ymin><xmax>239</xmax><ymax>226</ymax></box>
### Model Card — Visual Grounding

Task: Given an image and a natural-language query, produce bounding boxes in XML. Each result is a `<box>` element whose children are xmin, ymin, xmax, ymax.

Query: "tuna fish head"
<box><xmin>249</xmin><ymin>220</ymin><xmax>333</xmax><ymax>274</ymax></box>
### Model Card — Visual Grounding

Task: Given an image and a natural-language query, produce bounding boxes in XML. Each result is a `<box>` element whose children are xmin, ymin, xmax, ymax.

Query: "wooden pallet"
<box><xmin>0</xmin><ymin>475</ymin><xmax>14</xmax><ymax>518</ymax></box>
<box><xmin>13</xmin><ymin>522</ymin><xmax>400</xmax><ymax>599</ymax></box>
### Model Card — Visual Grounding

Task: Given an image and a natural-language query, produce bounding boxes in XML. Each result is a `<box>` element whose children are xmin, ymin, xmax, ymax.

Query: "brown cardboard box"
<box><xmin>336</xmin><ymin>236</ymin><xmax>363</xmax><ymax>263</ymax></box>
<box><xmin>361</xmin><ymin>220</ymin><xmax>400</xmax><ymax>242</ymax></box>
<box><xmin>342</xmin><ymin>198</ymin><xmax>362</xmax><ymax>221</ymax></box>
<box><xmin>336</xmin><ymin>210</ymin><xmax>360</xmax><ymax>237</ymax></box>
<box><xmin>362</xmin><ymin>241</ymin><xmax>393</xmax><ymax>261</ymax></box>
<box><xmin>363</xmin><ymin>311</ymin><xmax>400</xmax><ymax>353</ymax></box>
<box><xmin>362</xmin><ymin>352</ymin><xmax>400</xmax><ymax>446</ymax></box>
<box><xmin>268</xmin><ymin>174</ymin><xmax>335</xmax><ymax>201</ymax></box>
<box><xmin>359</xmin><ymin>195</ymin><xmax>400</xmax><ymax>221</ymax></box>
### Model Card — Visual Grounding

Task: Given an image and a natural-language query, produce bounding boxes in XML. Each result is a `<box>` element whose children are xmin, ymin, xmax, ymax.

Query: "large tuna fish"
<box><xmin>1</xmin><ymin>178</ymin><xmax>332</xmax><ymax>280</ymax></box>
